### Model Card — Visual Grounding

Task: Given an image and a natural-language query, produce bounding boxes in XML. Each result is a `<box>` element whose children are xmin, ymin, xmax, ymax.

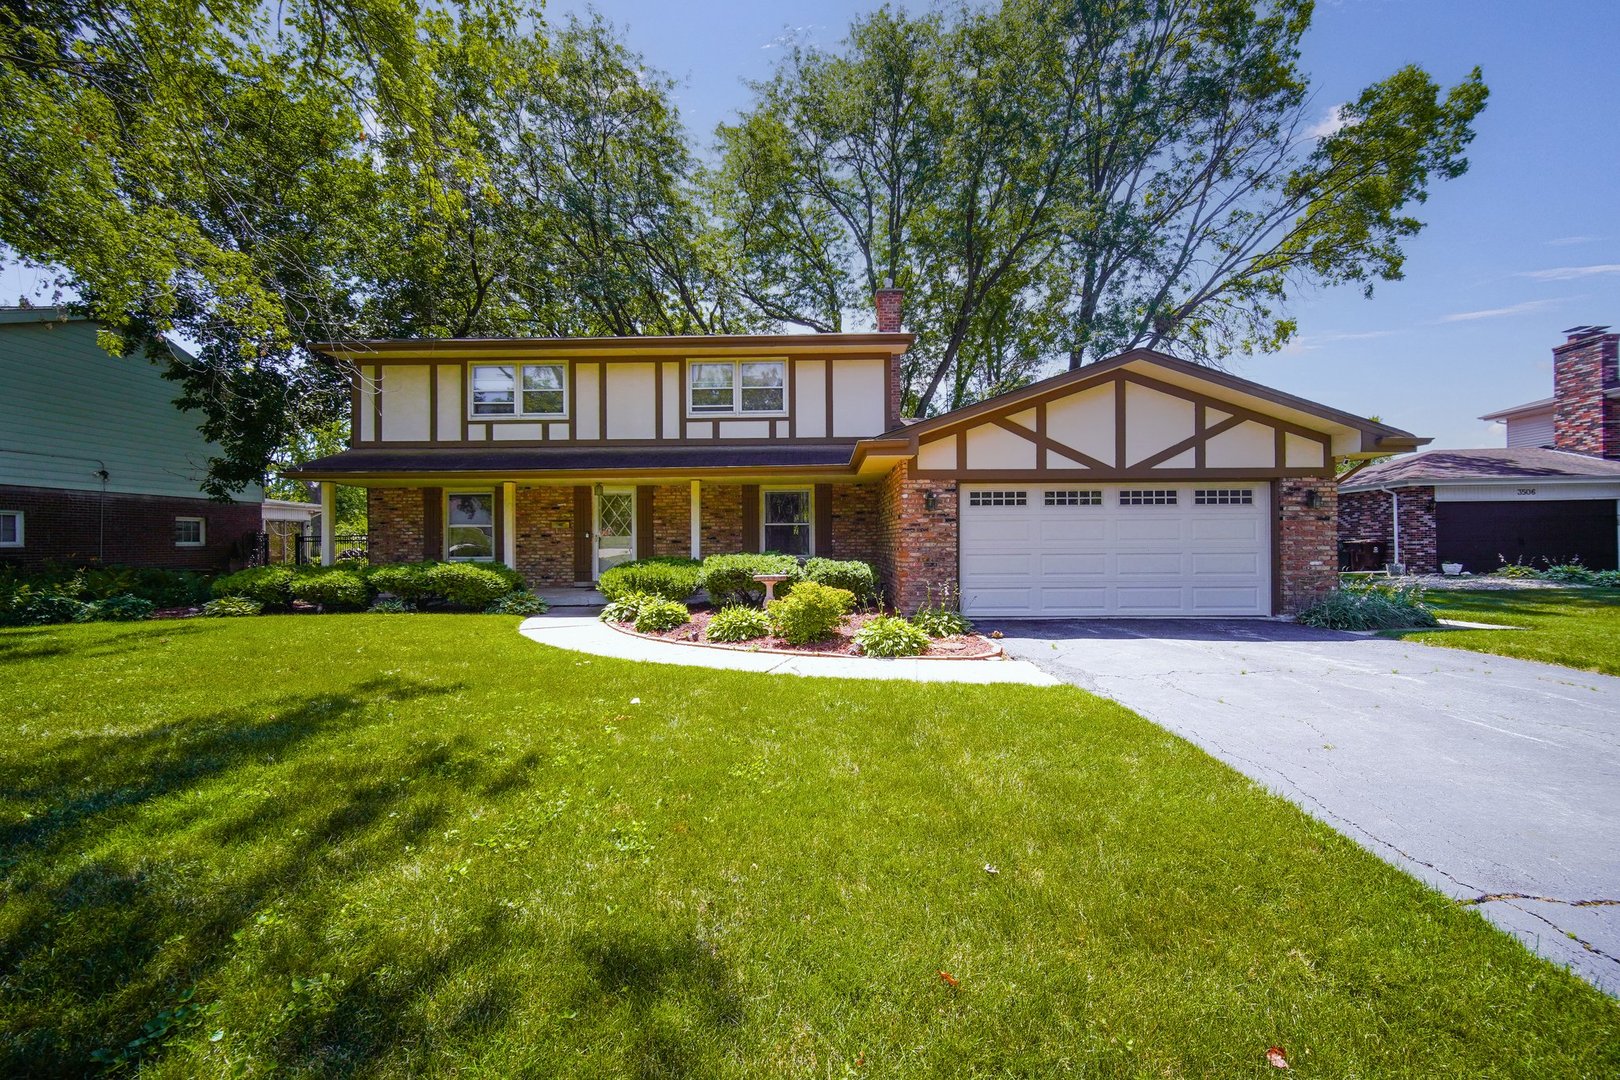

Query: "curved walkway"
<box><xmin>517</xmin><ymin>614</ymin><xmax>1059</xmax><ymax>685</ymax></box>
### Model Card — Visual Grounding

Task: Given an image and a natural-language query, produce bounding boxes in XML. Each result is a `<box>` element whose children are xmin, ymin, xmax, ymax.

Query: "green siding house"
<box><xmin>0</xmin><ymin>306</ymin><xmax>263</xmax><ymax>568</ymax></box>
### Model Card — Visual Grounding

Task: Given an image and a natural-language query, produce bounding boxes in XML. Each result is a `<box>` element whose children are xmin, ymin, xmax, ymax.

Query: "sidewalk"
<box><xmin>517</xmin><ymin>614</ymin><xmax>1060</xmax><ymax>685</ymax></box>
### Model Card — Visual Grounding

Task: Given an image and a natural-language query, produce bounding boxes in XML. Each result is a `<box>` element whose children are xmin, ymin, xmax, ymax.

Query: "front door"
<box><xmin>595</xmin><ymin>488</ymin><xmax>636</xmax><ymax>578</ymax></box>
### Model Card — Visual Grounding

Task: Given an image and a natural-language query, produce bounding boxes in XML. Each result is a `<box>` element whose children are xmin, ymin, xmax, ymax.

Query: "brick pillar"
<box><xmin>876</xmin><ymin>285</ymin><xmax>905</xmax><ymax>425</ymax></box>
<box><xmin>876</xmin><ymin>460</ymin><xmax>957</xmax><ymax>613</ymax></box>
<box><xmin>1277</xmin><ymin>476</ymin><xmax>1339</xmax><ymax>614</ymax></box>
<box><xmin>1552</xmin><ymin>328</ymin><xmax>1620</xmax><ymax>459</ymax></box>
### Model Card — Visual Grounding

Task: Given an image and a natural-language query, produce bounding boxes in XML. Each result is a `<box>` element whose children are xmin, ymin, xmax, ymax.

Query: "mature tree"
<box><xmin>720</xmin><ymin>0</ymin><xmax>1488</xmax><ymax>416</ymax></box>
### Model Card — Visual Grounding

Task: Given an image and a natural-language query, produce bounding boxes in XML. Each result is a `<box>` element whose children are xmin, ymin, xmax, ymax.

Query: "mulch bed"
<box><xmin>611</xmin><ymin>607</ymin><xmax>1000</xmax><ymax>659</ymax></box>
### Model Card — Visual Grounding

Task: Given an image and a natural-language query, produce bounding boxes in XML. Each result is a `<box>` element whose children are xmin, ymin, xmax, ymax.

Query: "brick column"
<box><xmin>876</xmin><ymin>461</ymin><xmax>957</xmax><ymax>613</ymax></box>
<box><xmin>1276</xmin><ymin>476</ymin><xmax>1338</xmax><ymax>614</ymax></box>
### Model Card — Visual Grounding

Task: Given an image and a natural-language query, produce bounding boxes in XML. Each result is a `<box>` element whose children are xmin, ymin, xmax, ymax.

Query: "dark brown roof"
<box><xmin>1340</xmin><ymin>447</ymin><xmax>1620</xmax><ymax>491</ymax></box>
<box><xmin>285</xmin><ymin>442</ymin><xmax>859</xmax><ymax>480</ymax></box>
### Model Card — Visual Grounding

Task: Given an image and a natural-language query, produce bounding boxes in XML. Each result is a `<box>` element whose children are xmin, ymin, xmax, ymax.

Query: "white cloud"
<box><xmin>761</xmin><ymin>24</ymin><xmax>817</xmax><ymax>50</ymax></box>
<box><xmin>1517</xmin><ymin>264</ymin><xmax>1620</xmax><ymax>282</ymax></box>
<box><xmin>1306</xmin><ymin>104</ymin><xmax>1352</xmax><ymax>139</ymax></box>
<box><xmin>1544</xmin><ymin>235</ymin><xmax>1596</xmax><ymax>247</ymax></box>
<box><xmin>1439</xmin><ymin>297</ymin><xmax>1568</xmax><ymax>322</ymax></box>
<box><xmin>1283</xmin><ymin>328</ymin><xmax>1396</xmax><ymax>354</ymax></box>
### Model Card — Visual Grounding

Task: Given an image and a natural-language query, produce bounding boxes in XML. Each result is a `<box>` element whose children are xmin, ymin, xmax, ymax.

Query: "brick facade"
<box><xmin>826</xmin><ymin>483</ymin><xmax>881</xmax><ymax>562</ymax></box>
<box><xmin>1336</xmin><ymin>485</ymin><xmax>1439</xmax><ymax>575</ymax></box>
<box><xmin>514</xmin><ymin>486</ymin><xmax>576</xmax><ymax>586</ymax></box>
<box><xmin>876</xmin><ymin>461</ymin><xmax>958</xmax><ymax>613</ymax></box>
<box><xmin>699</xmin><ymin>483</ymin><xmax>743</xmax><ymax>557</ymax></box>
<box><xmin>1552</xmin><ymin>329</ymin><xmax>1619</xmax><ymax>459</ymax></box>
<box><xmin>1276</xmin><ymin>477</ymin><xmax>1340</xmax><ymax>614</ymax></box>
<box><xmin>874</xmin><ymin>286</ymin><xmax>906</xmax><ymax>425</ymax></box>
<box><xmin>367</xmin><ymin>488</ymin><xmax>426</xmax><ymax>565</ymax></box>
<box><xmin>0</xmin><ymin>483</ymin><xmax>260</xmax><ymax>570</ymax></box>
<box><xmin>651</xmin><ymin>484</ymin><xmax>691</xmax><ymax>558</ymax></box>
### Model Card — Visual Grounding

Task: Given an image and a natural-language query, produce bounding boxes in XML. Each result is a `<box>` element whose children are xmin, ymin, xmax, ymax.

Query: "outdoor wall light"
<box><xmin>924</xmin><ymin>491</ymin><xmax>939</xmax><ymax>511</ymax></box>
<box><xmin>1303</xmin><ymin>490</ymin><xmax>1320</xmax><ymax>509</ymax></box>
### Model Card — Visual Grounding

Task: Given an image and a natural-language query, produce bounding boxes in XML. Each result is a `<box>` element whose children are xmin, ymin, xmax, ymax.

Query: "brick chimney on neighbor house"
<box><xmin>1552</xmin><ymin>325</ymin><xmax>1620</xmax><ymax>459</ymax></box>
<box><xmin>875</xmin><ymin>280</ymin><xmax>906</xmax><ymax>427</ymax></box>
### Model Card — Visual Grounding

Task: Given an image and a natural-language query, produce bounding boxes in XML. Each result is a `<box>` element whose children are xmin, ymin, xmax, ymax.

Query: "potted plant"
<box><xmin>1441</xmin><ymin>561</ymin><xmax>1464</xmax><ymax>576</ymax></box>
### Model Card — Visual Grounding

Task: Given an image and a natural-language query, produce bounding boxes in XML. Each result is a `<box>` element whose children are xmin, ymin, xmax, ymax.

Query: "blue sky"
<box><xmin>6</xmin><ymin>0</ymin><xmax>1615</xmax><ymax>448</ymax></box>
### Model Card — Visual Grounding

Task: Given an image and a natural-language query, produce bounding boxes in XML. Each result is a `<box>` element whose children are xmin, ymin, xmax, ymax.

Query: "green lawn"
<box><xmin>2</xmin><ymin>618</ymin><xmax>1617</xmax><ymax>1077</ymax></box>
<box><xmin>1392</xmin><ymin>587</ymin><xmax>1620</xmax><ymax>675</ymax></box>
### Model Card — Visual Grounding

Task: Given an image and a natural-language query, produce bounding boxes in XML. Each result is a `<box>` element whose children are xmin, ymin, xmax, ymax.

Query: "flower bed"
<box><xmin>604</xmin><ymin>605</ymin><xmax>1001</xmax><ymax>659</ymax></box>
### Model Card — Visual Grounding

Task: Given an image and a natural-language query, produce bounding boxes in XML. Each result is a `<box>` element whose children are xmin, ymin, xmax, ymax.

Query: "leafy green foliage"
<box><xmin>911</xmin><ymin>603</ymin><xmax>973</xmax><ymax>638</ymax></box>
<box><xmin>599</xmin><ymin>592</ymin><xmax>656</xmax><ymax>624</ymax></box>
<box><xmin>201</xmin><ymin>597</ymin><xmax>263</xmax><ymax>617</ymax></box>
<box><xmin>699</xmin><ymin>553</ymin><xmax>802</xmax><ymax>607</ymax></box>
<box><xmin>367</xmin><ymin>597</ymin><xmax>415</xmax><ymax>615</ymax></box>
<box><xmin>211</xmin><ymin>566</ymin><xmax>299</xmax><ymax>609</ymax></box>
<box><xmin>289</xmin><ymin>570</ymin><xmax>373</xmax><ymax>612</ymax></box>
<box><xmin>1540</xmin><ymin>564</ymin><xmax>1597</xmax><ymax>585</ymax></box>
<box><xmin>84</xmin><ymin>594</ymin><xmax>156</xmax><ymax>622</ymax></box>
<box><xmin>365</xmin><ymin>562</ymin><xmax>442</xmax><ymax>602</ymax></box>
<box><xmin>853</xmin><ymin>615</ymin><xmax>931</xmax><ymax>657</ymax></box>
<box><xmin>1493</xmin><ymin>562</ymin><xmax>1541</xmax><ymax>579</ymax></box>
<box><xmin>767</xmin><ymin>581</ymin><xmax>854</xmax><ymax>645</ymax></box>
<box><xmin>12</xmin><ymin>592</ymin><xmax>91</xmax><ymax>626</ymax></box>
<box><xmin>484</xmin><ymin>591</ymin><xmax>548</xmax><ymax>616</ymax></box>
<box><xmin>597</xmin><ymin>557</ymin><xmax>702</xmax><ymax>603</ymax></box>
<box><xmin>801</xmin><ymin>558</ymin><xmax>878</xmax><ymax>602</ymax></box>
<box><xmin>1298</xmin><ymin>581</ymin><xmax>1437</xmax><ymax>631</ymax></box>
<box><xmin>704</xmin><ymin>605</ymin><xmax>772</xmax><ymax>643</ymax></box>
<box><xmin>631</xmin><ymin>597</ymin><xmax>689</xmax><ymax>633</ymax></box>
<box><xmin>425</xmin><ymin>563</ymin><xmax>524</xmax><ymax>610</ymax></box>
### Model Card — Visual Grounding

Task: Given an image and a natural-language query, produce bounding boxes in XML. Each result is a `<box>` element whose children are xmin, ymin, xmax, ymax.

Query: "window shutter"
<box><xmin>636</xmin><ymin>486</ymin><xmax>655</xmax><ymax>559</ymax></box>
<box><xmin>491</xmin><ymin>485</ymin><xmax>505</xmax><ymax>562</ymax></box>
<box><xmin>573</xmin><ymin>486</ymin><xmax>593</xmax><ymax>582</ymax></box>
<box><xmin>741</xmin><ymin>485</ymin><xmax>761</xmax><ymax>553</ymax></box>
<box><xmin>814</xmin><ymin>484</ymin><xmax>832</xmax><ymax>556</ymax></box>
<box><xmin>422</xmin><ymin>488</ymin><xmax>444</xmax><ymax>560</ymax></box>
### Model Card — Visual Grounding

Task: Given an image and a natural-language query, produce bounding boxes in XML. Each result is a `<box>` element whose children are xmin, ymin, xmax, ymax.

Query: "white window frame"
<box><xmin>687</xmin><ymin>359</ymin><xmax>787</xmax><ymax>417</ymax></box>
<box><xmin>468</xmin><ymin>363</ymin><xmax>569</xmax><ymax>419</ymax></box>
<box><xmin>0</xmin><ymin>510</ymin><xmax>22</xmax><ymax>548</ymax></box>
<box><xmin>174</xmin><ymin>516</ymin><xmax>206</xmax><ymax>547</ymax></box>
<box><xmin>761</xmin><ymin>486</ymin><xmax>814</xmax><ymax>556</ymax></box>
<box><xmin>445</xmin><ymin>491</ymin><xmax>496</xmax><ymax>562</ymax></box>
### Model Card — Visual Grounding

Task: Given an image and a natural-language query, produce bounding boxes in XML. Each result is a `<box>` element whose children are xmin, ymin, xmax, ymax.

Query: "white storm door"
<box><xmin>595</xmin><ymin>489</ymin><xmax>636</xmax><ymax>578</ymax></box>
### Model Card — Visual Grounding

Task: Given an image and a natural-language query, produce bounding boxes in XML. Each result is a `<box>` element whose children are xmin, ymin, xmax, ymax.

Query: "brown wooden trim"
<box><xmin>788</xmin><ymin>359</ymin><xmax>798</xmax><ymax>438</ymax></box>
<box><xmin>955</xmin><ymin>432</ymin><xmax>966</xmax><ymax>470</ymax></box>
<box><xmin>992</xmin><ymin>416</ymin><xmax>1111</xmax><ymax>471</ymax></box>
<box><xmin>1133</xmin><ymin>413</ymin><xmax>1245</xmax><ymax>470</ymax></box>
<box><xmin>373</xmin><ymin>366</ymin><xmax>384</xmax><ymax>442</ymax></box>
<box><xmin>654</xmin><ymin>361</ymin><xmax>664</xmax><ymax>440</ymax></box>
<box><xmin>311</xmin><ymin>334</ymin><xmax>913</xmax><ymax>359</ymax></box>
<box><xmin>813</xmin><ymin>483</ymin><xmax>832</xmax><ymax>554</ymax></box>
<box><xmin>429</xmin><ymin>363</ymin><xmax>440</xmax><ymax>442</ymax></box>
<box><xmin>573</xmin><ymin>486</ymin><xmax>592</xmax><ymax>581</ymax></box>
<box><xmin>741</xmin><ymin>485</ymin><xmax>761</xmax><ymax>553</ymax></box>
<box><xmin>678</xmin><ymin>359</ymin><xmax>688</xmax><ymax>439</ymax></box>
<box><xmin>567</xmin><ymin>362</ymin><xmax>578</xmax><ymax>441</ymax></box>
<box><xmin>349</xmin><ymin>368</ymin><xmax>362</xmax><ymax>444</ymax></box>
<box><xmin>1194</xmin><ymin>403</ymin><xmax>1206</xmax><ymax>470</ymax></box>
<box><xmin>635</xmin><ymin>485</ymin><xmax>654</xmax><ymax>559</ymax></box>
<box><xmin>422</xmin><ymin>487</ymin><xmax>444</xmax><ymax>560</ymax></box>
<box><xmin>915</xmin><ymin>467</ymin><xmax>1330</xmax><ymax>482</ymax></box>
<box><xmin>1269</xmin><ymin>478</ymin><xmax>1283</xmax><ymax>615</ymax></box>
<box><xmin>491</xmin><ymin>485</ymin><xmax>505</xmax><ymax>561</ymax></box>
<box><xmin>1274</xmin><ymin>426</ymin><xmax>1287</xmax><ymax>471</ymax></box>
<box><xmin>1035</xmin><ymin>402</ymin><xmax>1047</xmax><ymax>470</ymax></box>
<box><xmin>484</xmin><ymin>424</ymin><xmax>493</xmax><ymax>442</ymax></box>
<box><xmin>301</xmin><ymin>436</ymin><xmax>861</xmax><ymax>450</ymax></box>
<box><xmin>597</xmin><ymin>363</ymin><xmax>608</xmax><ymax>441</ymax></box>
<box><xmin>825</xmin><ymin>361</ymin><xmax>835</xmax><ymax>438</ymax></box>
<box><xmin>460</xmin><ymin>365</ymin><xmax>469</xmax><ymax>442</ymax></box>
<box><xmin>1119</xmin><ymin>371</ymin><xmax>1330</xmax><ymax>444</ymax></box>
<box><xmin>1113</xmin><ymin>378</ymin><xmax>1127</xmax><ymax>468</ymax></box>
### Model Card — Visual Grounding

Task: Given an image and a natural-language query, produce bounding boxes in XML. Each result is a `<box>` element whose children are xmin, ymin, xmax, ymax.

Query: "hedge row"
<box><xmin>211</xmin><ymin>561</ymin><xmax>528</xmax><ymax>612</ymax></box>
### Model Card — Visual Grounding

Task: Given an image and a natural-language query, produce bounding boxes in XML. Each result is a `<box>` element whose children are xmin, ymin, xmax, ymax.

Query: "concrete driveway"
<box><xmin>994</xmin><ymin>619</ymin><xmax>1620</xmax><ymax>994</ymax></box>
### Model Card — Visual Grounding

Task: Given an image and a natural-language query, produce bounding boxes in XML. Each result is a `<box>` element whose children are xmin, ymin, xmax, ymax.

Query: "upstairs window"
<box><xmin>471</xmin><ymin>364</ymin><xmax>567</xmax><ymax>417</ymax></box>
<box><xmin>688</xmin><ymin>360</ymin><xmax>786</xmax><ymax>415</ymax></box>
<box><xmin>0</xmin><ymin>510</ymin><xmax>21</xmax><ymax>548</ymax></box>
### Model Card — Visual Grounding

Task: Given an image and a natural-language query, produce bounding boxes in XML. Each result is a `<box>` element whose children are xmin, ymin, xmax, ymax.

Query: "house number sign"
<box><xmin>1516</xmin><ymin>488</ymin><xmax>1537</xmax><ymax>496</ymax></box>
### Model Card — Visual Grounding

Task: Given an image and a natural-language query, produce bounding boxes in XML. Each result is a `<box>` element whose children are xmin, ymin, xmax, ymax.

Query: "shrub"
<box><xmin>366</xmin><ymin>562</ymin><xmax>439</xmax><ymax>602</ymax></box>
<box><xmin>85</xmin><ymin>594</ymin><xmax>155</xmax><ymax>622</ymax></box>
<box><xmin>485</xmin><ymin>590</ymin><xmax>549</xmax><ymax>616</ymax></box>
<box><xmin>801</xmin><ymin>557</ymin><xmax>877</xmax><ymax>602</ymax></box>
<box><xmin>202</xmin><ymin>596</ymin><xmax>263</xmax><ymax>617</ymax></box>
<box><xmin>767</xmin><ymin>581</ymin><xmax>854</xmax><ymax>645</ymax></box>
<box><xmin>368</xmin><ymin>597</ymin><xmax>415</xmax><ymax>614</ymax></box>
<box><xmin>1540</xmin><ymin>563</ymin><xmax>1595</xmax><ymax>585</ymax></box>
<box><xmin>290</xmin><ymin>569</ymin><xmax>373</xmax><ymax>611</ymax></box>
<box><xmin>1297</xmin><ymin>580</ymin><xmax>1437</xmax><ymax>631</ymax></box>
<box><xmin>598</xmin><ymin>557</ymin><xmax>701</xmax><ymax>602</ymax></box>
<box><xmin>705</xmin><ymin>605</ymin><xmax>771</xmax><ymax>643</ymax></box>
<box><xmin>1494</xmin><ymin>561</ymin><xmax>1540</xmax><ymax>579</ymax></box>
<box><xmin>20</xmin><ymin>593</ymin><xmax>91</xmax><ymax>625</ymax></box>
<box><xmin>211</xmin><ymin>565</ymin><xmax>297</xmax><ymax>608</ymax></box>
<box><xmin>426</xmin><ymin>562</ymin><xmax>524</xmax><ymax>609</ymax></box>
<box><xmin>911</xmin><ymin>590</ymin><xmax>973</xmax><ymax>637</ymax></box>
<box><xmin>699</xmin><ymin>553</ymin><xmax>801</xmax><ymax>607</ymax></box>
<box><xmin>1592</xmin><ymin>570</ymin><xmax>1620</xmax><ymax>588</ymax></box>
<box><xmin>79</xmin><ymin>566</ymin><xmax>212</xmax><ymax>606</ymax></box>
<box><xmin>600</xmin><ymin>591</ymin><xmax>656</xmax><ymax>623</ymax></box>
<box><xmin>633</xmin><ymin>597</ymin><xmax>689</xmax><ymax>633</ymax></box>
<box><xmin>854</xmin><ymin>615</ymin><xmax>931</xmax><ymax>657</ymax></box>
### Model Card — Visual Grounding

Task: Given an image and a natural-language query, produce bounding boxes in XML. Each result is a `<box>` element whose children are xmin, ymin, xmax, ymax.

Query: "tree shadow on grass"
<box><xmin>0</xmin><ymin>621</ymin><xmax>207</xmax><ymax>664</ymax></box>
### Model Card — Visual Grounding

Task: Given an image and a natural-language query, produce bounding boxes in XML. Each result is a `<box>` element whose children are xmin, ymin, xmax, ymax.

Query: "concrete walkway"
<box><xmin>994</xmin><ymin>618</ymin><xmax>1620</xmax><ymax>994</ymax></box>
<box><xmin>517</xmin><ymin>614</ymin><xmax>1060</xmax><ymax>685</ymax></box>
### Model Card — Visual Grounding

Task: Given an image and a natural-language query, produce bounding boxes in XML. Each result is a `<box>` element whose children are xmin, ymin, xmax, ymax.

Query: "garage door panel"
<box><xmin>960</xmin><ymin>483</ymin><xmax>1270</xmax><ymax>617</ymax></box>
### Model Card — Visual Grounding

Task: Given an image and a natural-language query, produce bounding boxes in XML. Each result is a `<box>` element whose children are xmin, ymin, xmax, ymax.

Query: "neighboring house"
<box><xmin>286</xmin><ymin>290</ymin><xmax>1422</xmax><ymax>617</ymax></box>
<box><xmin>1339</xmin><ymin>326</ymin><xmax>1620</xmax><ymax>573</ymax></box>
<box><xmin>0</xmin><ymin>306</ymin><xmax>263</xmax><ymax>569</ymax></box>
<box><xmin>262</xmin><ymin>498</ymin><xmax>323</xmax><ymax>563</ymax></box>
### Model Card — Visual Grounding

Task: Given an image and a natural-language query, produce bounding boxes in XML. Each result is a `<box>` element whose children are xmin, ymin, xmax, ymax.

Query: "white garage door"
<box><xmin>959</xmin><ymin>483</ymin><xmax>1271</xmax><ymax>617</ymax></box>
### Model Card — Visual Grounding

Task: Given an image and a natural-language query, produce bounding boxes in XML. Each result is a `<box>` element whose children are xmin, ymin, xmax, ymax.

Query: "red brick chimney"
<box><xmin>875</xmin><ymin>280</ymin><xmax>905</xmax><ymax>426</ymax></box>
<box><xmin>1552</xmin><ymin>325</ymin><xmax>1619</xmax><ymax>459</ymax></box>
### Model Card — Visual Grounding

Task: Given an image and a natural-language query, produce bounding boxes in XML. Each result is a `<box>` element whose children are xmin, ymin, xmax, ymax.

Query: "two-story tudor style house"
<box><xmin>288</xmin><ymin>292</ymin><xmax>1424</xmax><ymax>617</ymax></box>
<box><xmin>0</xmin><ymin>306</ymin><xmax>263</xmax><ymax>569</ymax></box>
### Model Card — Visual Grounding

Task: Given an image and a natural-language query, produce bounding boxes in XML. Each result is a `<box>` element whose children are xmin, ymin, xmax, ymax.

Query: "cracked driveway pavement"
<box><xmin>995</xmin><ymin>619</ymin><xmax>1620</xmax><ymax>994</ymax></box>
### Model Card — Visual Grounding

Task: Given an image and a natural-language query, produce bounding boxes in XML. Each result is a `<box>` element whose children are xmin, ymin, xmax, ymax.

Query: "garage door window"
<box><xmin>968</xmin><ymin>490</ymin><xmax>1027</xmax><ymax>507</ymax></box>
<box><xmin>1044</xmin><ymin>490</ymin><xmax>1101</xmax><ymax>506</ymax></box>
<box><xmin>1118</xmin><ymin>490</ymin><xmax>1177</xmax><ymax>505</ymax></box>
<box><xmin>1194</xmin><ymin>489</ymin><xmax>1254</xmax><ymax>505</ymax></box>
